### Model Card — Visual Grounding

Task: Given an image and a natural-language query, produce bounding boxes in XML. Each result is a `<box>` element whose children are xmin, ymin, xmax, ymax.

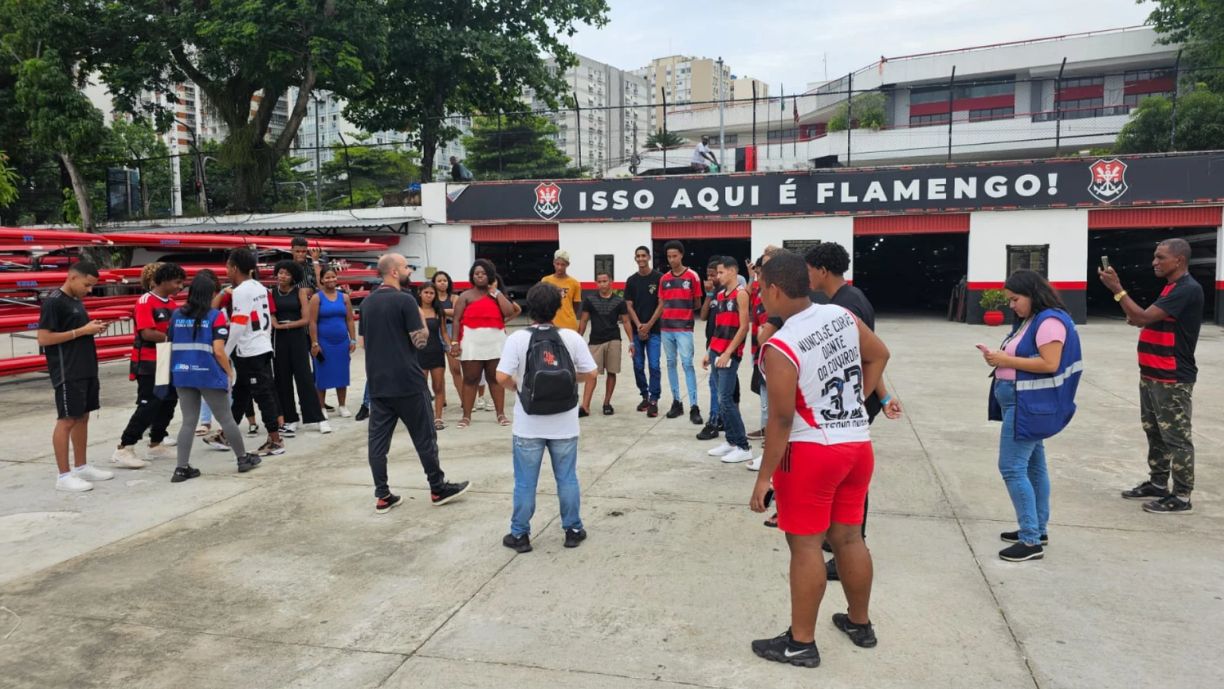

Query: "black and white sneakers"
<box><xmin>831</xmin><ymin>613</ymin><xmax>878</xmax><ymax>648</ymax></box>
<box><xmin>751</xmin><ymin>629</ymin><xmax>821</xmax><ymax>668</ymax></box>
<box><xmin>1143</xmin><ymin>494</ymin><xmax>1193</xmax><ymax>514</ymax></box>
<box><xmin>999</xmin><ymin>542</ymin><xmax>1044</xmax><ymax>562</ymax></box>
<box><xmin>431</xmin><ymin>481</ymin><xmax>471</xmax><ymax>506</ymax></box>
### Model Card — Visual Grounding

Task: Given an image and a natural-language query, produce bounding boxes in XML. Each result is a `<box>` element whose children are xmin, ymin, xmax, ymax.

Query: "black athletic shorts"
<box><xmin>54</xmin><ymin>376</ymin><xmax>101</xmax><ymax>419</ymax></box>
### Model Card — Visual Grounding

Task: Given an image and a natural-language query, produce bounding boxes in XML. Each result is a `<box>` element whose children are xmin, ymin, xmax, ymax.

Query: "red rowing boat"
<box><xmin>0</xmin><ymin>227</ymin><xmax>112</xmax><ymax>246</ymax></box>
<box><xmin>0</xmin><ymin>270</ymin><xmax>125</xmax><ymax>289</ymax></box>
<box><xmin>100</xmin><ymin>232</ymin><xmax>393</xmax><ymax>252</ymax></box>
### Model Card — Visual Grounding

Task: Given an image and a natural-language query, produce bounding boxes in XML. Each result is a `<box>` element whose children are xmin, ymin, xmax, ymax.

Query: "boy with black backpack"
<box><xmin>495</xmin><ymin>282</ymin><xmax>597</xmax><ymax>553</ymax></box>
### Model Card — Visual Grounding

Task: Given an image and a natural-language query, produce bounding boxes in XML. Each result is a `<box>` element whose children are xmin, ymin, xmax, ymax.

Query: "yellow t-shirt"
<box><xmin>541</xmin><ymin>274</ymin><xmax>582</xmax><ymax>330</ymax></box>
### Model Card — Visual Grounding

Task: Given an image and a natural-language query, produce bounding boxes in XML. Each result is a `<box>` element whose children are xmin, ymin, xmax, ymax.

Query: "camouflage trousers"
<box><xmin>1139</xmin><ymin>378</ymin><xmax>1194</xmax><ymax>495</ymax></box>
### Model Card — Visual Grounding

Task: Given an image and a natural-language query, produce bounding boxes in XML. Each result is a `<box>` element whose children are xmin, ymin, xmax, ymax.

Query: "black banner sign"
<box><xmin>445</xmin><ymin>153</ymin><xmax>1224</xmax><ymax>223</ymax></box>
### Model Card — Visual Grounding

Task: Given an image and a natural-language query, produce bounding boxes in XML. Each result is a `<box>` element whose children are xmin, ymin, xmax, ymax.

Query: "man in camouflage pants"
<box><xmin>1099</xmin><ymin>238</ymin><xmax>1203</xmax><ymax>514</ymax></box>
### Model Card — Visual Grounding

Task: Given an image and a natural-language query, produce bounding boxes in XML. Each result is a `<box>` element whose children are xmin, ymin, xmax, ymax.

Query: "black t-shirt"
<box><xmin>39</xmin><ymin>289</ymin><xmax>97</xmax><ymax>387</ymax></box>
<box><xmin>1139</xmin><ymin>273</ymin><xmax>1203</xmax><ymax>383</ymax></box>
<box><xmin>830</xmin><ymin>284</ymin><xmax>876</xmax><ymax>330</ymax></box>
<box><xmin>359</xmin><ymin>286</ymin><xmax>428</xmax><ymax>398</ymax></box>
<box><xmin>582</xmin><ymin>293</ymin><xmax>627</xmax><ymax>345</ymax></box>
<box><xmin>623</xmin><ymin>270</ymin><xmax>663</xmax><ymax>335</ymax></box>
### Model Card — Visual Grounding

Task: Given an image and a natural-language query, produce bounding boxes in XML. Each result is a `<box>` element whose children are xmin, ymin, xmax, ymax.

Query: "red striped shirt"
<box><xmin>710</xmin><ymin>287</ymin><xmax>744</xmax><ymax>357</ymax></box>
<box><xmin>658</xmin><ymin>268</ymin><xmax>702</xmax><ymax>332</ymax></box>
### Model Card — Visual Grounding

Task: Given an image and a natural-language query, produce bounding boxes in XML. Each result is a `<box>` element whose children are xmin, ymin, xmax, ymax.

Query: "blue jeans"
<box><xmin>362</xmin><ymin>381</ymin><xmax>370</xmax><ymax>407</ymax></box>
<box><xmin>994</xmin><ymin>380</ymin><xmax>1050</xmax><ymax>546</ymax></box>
<box><xmin>631</xmin><ymin>333</ymin><xmax>662</xmax><ymax>402</ymax></box>
<box><xmin>712</xmin><ymin>352</ymin><xmax>747</xmax><ymax>448</ymax></box>
<box><xmin>511</xmin><ymin>436</ymin><xmax>583</xmax><ymax>536</ymax></box>
<box><xmin>661</xmin><ymin>330</ymin><xmax>697</xmax><ymax>406</ymax></box>
<box><xmin>708</xmin><ymin>350</ymin><xmax>721</xmax><ymax>423</ymax></box>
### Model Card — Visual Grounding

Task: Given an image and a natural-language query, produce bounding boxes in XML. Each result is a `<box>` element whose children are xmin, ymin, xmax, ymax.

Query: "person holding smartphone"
<box><xmin>980</xmin><ymin>270</ymin><xmax>1082</xmax><ymax>562</ymax></box>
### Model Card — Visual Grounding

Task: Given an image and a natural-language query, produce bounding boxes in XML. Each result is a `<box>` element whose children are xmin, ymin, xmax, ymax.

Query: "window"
<box><xmin>911</xmin><ymin>87</ymin><xmax>949</xmax><ymax>105</ymax></box>
<box><xmin>1059</xmin><ymin>76</ymin><xmax>1104</xmax><ymax>88</ymax></box>
<box><xmin>968</xmin><ymin>106</ymin><xmax>1014</xmax><ymax>122</ymax></box>
<box><xmin>1124</xmin><ymin>92</ymin><xmax>1174</xmax><ymax>108</ymax></box>
<box><xmin>1125</xmin><ymin>68</ymin><xmax>1173</xmax><ymax>83</ymax></box>
<box><xmin>909</xmin><ymin>112</ymin><xmax>950</xmax><ymax>127</ymax></box>
<box><xmin>956</xmin><ymin>79</ymin><xmax>1015</xmax><ymax>99</ymax></box>
<box><xmin>1058</xmin><ymin>97</ymin><xmax>1104</xmax><ymax>119</ymax></box>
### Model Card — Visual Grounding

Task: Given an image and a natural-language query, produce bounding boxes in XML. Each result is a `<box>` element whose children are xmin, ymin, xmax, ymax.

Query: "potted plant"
<box><xmin>979</xmin><ymin>289</ymin><xmax>1008</xmax><ymax>326</ymax></box>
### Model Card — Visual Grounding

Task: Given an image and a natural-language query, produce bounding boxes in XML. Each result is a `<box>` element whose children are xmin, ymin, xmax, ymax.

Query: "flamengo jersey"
<box><xmin>229</xmin><ymin>279</ymin><xmax>274</xmax><ymax>357</ymax></box>
<box><xmin>763</xmin><ymin>303</ymin><xmax>870</xmax><ymax>445</ymax></box>
<box><xmin>709</xmin><ymin>286</ymin><xmax>744</xmax><ymax>357</ymax></box>
<box><xmin>658</xmin><ymin>268</ymin><xmax>702</xmax><ymax>331</ymax></box>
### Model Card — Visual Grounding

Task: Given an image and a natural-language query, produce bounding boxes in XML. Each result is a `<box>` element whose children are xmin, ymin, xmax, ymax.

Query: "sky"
<box><xmin>565</xmin><ymin>0</ymin><xmax>1155</xmax><ymax>93</ymax></box>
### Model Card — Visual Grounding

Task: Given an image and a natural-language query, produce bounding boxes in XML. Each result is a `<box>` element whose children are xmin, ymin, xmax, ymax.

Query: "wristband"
<box><xmin>350</xmin><ymin>339</ymin><xmax>357</xmax><ymax>345</ymax></box>
<box><xmin>880</xmin><ymin>393</ymin><xmax>893</xmax><ymax>406</ymax></box>
<box><xmin>1114</xmin><ymin>290</ymin><xmax>1128</xmax><ymax>303</ymax></box>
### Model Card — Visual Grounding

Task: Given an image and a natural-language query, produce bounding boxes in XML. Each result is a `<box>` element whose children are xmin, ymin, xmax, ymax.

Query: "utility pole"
<box><xmin>313</xmin><ymin>93</ymin><xmax>323</xmax><ymax>210</ymax></box>
<box><xmin>661</xmin><ymin>87</ymin><xmax>668</xmax><ymax>173</ymax></box>
<box><xmin>1169</xmin><ymin>48</ymin><xmax>1183</xmax><ymax>151</ymax></box>
<box><xmin>846</xmin><ymin>72</ymin><xmax>853</xmax><ymax>167</ymax></box>
<box><xmin>946</xmin><ymin>66</ymin><xmax>956</xmax><ymax>162</ymax></box>
<box><xmin>574</xmin><ymin>91</ymin><xmax>583</xmax><ymax>172</ymax></box>
<box><xmin>1054</xmin><ymin>57</ymin><xmax>1067</xmax><ymax>155</ymax></box>
<box><xmin>717</xmin><ymin>56</ymin><xmax>725</xmax><ymax>170</ymax></box>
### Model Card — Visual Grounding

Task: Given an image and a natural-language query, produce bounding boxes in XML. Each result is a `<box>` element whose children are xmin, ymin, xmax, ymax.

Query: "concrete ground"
<box><xmin>1</xmin><ymin>318</ymin><xmax>1221</xmax><ymax>689</ymax></box>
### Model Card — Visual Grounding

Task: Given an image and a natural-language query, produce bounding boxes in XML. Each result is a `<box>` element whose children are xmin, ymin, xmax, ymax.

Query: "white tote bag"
<box><xmin>154</xmin><ymin>341</ymin><xmax>172</xmax><ymax>387</ymax></box>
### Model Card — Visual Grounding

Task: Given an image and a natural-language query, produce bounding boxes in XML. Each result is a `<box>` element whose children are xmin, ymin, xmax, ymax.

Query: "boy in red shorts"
<box><xmin>748</xmin><ymin>250</ymin><xmax>890</xmax><ymax>668</ymax></box>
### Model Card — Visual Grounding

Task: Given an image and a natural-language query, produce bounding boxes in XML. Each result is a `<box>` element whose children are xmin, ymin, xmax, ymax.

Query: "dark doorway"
<box><xmin>1087</xmin><ymin>228</ymin><xmax>1216</xmax><ymax>320</ymax></box>
<box><xmin>652</xmin><ymin>238</ymin><xmax>751</xmax><ymax>276</ymax></box>
<box><xmin>852</xmin><ymin>233</ymin><xmax>969</xmax><ymax>313</ymax></box>
<box><xmin>473</xmin><ymin>240</ymin><xmax>558</xmax><ymax>300</ymax></box>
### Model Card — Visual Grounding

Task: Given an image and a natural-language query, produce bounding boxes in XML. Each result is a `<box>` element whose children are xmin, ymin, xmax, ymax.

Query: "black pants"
<box><xmin>231</xmin><ymin>352</ymin><xmax>280</xmax><ymax>431</ymax></box>
<box><xmin>368</xmin><ymin>392</ymin><xmax>445</xmax><ymax>498</ymax></box>
<box><xmin>120</xmin><ymin>374</ymin><xmax>178</xmax><ymax>447</ymax></box>
<box><xmin>274</xmin><ymin>329</ymin><xmax>325</xmax><ymax>424</ymax></box>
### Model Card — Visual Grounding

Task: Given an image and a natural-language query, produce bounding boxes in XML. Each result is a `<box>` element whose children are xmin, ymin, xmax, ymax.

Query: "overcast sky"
<box><xmin>566</xmin><ymin>0</ymin><xmax>1155</xmax><ymax>92</ymax></box>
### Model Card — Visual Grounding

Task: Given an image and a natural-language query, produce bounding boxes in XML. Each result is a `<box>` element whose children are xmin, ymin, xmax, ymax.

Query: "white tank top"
<box><xmin>763</xmin><ymin>303</ymin><xmax>871</xmax><ymax>445</ymax></box>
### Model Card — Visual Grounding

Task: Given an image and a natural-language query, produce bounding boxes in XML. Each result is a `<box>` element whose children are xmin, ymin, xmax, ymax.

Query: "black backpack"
<box><xmin>519</xmin><ymin>325</ymin><xmax>578</xmax><ymax>415</ymax></box>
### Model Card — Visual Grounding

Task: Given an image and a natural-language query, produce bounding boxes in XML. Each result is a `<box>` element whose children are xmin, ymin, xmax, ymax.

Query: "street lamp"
<box><xmin>717</xmin><ymin>57</ymin><xmax>725</xmax><ymax>170</ymax></box>
<box><xmin>311</xmin><ymin>93</ymin><xmax>324</xmax><ymax>210</ymax></box>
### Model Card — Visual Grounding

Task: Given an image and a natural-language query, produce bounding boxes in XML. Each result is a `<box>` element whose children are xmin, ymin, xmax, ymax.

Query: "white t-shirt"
<box><xmin>691</xmin><ymin>142</ymin><xmax>710</xmax><ymax>165</ymax></box>
<box><xmin>497</xmin><ymin>325</ymin><xmax>597</xmax><ymax>439</ymax></box>
<box><xmin>762</xmin><ymin>303</ymin><xmax>870</xmax><ymax>445</ymax></box>
<box><xmin>229</xmin><ymin>279</ymin><xmax>274</xmax><ymax>357</ymax></box>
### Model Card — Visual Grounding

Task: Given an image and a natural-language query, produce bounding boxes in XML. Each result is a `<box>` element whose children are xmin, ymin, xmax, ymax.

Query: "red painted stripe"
<box><xmin>1137</xmin><ymin>352</ymin><xmax>1176</xmax><ymax>370</ymax></box>
<box><xmin>579</xmin><ymin>282</ymin><xmax>626</xmax><ymax>290</ymax></box>
<box><xmin>1215</xmin><ymin>281</ymin><xmax>1224</xmax><ymax>291</ymax></box>
<box><xmin>1124</xmin><ymin>77</ymin><xmax>1175</xmax><ymax>95</ymax></box>
<box><xmin>969</xmin><ymin>281</ymin><xmax>1085</xmax><ymax>290</ymax></box>
<box><xmin>1088</xmin><ymin>207</ymin><xmax>1222</xmax><ymax>229</ymax></box>
<box><xmin>471</xmin><ymin>224</ymin><xmax>559</xmax><ymax>242</ymax></box>
<box><xmin>1139</xmin><ymin>329</ymin><xmax>1175</xmax><ymax>347</ymax></box>
<box><xmin>1057</xmin><ymin>85</ymin><xmax>1104</xmax><ymax>100</ymax></box>
<box><xmin>967</xmin><ymin>282</ymin><xmax>1004</xmax><ymax>290</ymax></box>
<box><xmin>651</xmin><ymin>221</ymin><xmax>751</xmax><ymax>239</ymax></box>
<box><xmin>854</xmin><ymin>214</ymin><xmax>969</xmax><ymax>235</ymax></box>
<box><xmin>908</xmin><ymin>94</ymin><xmax>1015</xmax><ymax>117</ymax></box>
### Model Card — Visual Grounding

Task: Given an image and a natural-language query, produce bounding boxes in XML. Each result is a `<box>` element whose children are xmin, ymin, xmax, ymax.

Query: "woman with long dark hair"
<box><xmin>433</xmin><ymin>270</ymin><xmax>465</xmax><ymax>402</ymax></box>
<box><xmin>981</xmin><ymin>270</ymin><xmax>1083</xmax><ymax>563</ymax></box>
<box><xmin>449</xmin><ymin>259</ymin><xmax>517</xmax><ymax>428</ymax></box>
<box><xmin>417</xmin><ymin>283</ymin><xmax>449</xmax><ymax>428</ymax></box>
<box><xmin>309</xmin><ymin>266</ymin><xmax>357</xmax><ymax>416</ymax></box>
<box><xmin>169</xmin><ymin>273</ymin><xmax>261</xmax><ymax>481</ymax></box>
<box><xmin>271</xmin><ymin>260</ymin><xmax>329</xmax><ymax>435</ymax></box>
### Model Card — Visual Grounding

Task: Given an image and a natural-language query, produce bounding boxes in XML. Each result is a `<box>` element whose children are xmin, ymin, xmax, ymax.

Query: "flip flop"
<box><xmin>195</xmin><ymin>424</ymin><xmax>210</xmax><ymax>437</ymax></box>
<box><xmin>434</xmin><ymin>418</ymin><xmax>445</xmax><ymax>430</ymax></box>
<box><xmin>457</xmin><ymin>417</ymin><xmax>471</xmax><ymax>429</ymax></box>
<box><xmin>497</xmin><ymin>415</ymin><xmax>511</xmax><ymax>426</ymax></box>
<box><xmin>763</xmin><ymin>513</ymin><xmax>778</xmax><ymax>528</ymax></box>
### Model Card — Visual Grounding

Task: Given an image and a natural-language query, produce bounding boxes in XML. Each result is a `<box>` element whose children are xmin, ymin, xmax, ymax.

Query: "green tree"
<box><xmin>97</xmin><ymin>1</ymin><xmax>386</xmax><ymax>211</ymax></box>
<box><xmin>1145</xmin><ymin>0</ymin><xmax>1224</xmax><ymax>91</ymax></box>
<box><xmin>1115</xmin><ymin>87</ymin><xmax>1224</xmax><ymax>152</ymax></box>
<box><xmin>827</xmin><ymin>92</ymin><xmax>886</xmax><ymax>132</ymax></box>
<box><xmin>344</xmin><ymin>0</ymin><xmax>608</xmax><ymax>182</ymax></box>
<box><xmin>462</xmin><ymin>114</ymin><xmax>580</xmax><ymax>180</ymax></box>
<box><xmin>320</xmin><ymin>139</ymin><xmax>420</xmax><ymax>208</ymax></box>
<box><xmin>645</xmin><ymin>129</ymin><xmax>685</xmax><ymax>149</ymax></box>
<box><xmin>0</xmin><ymin>151</ymin><xmax>17</xmax><ymax>208</ymax></box>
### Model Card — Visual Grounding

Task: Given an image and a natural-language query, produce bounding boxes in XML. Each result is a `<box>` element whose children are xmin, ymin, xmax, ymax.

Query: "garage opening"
<box><xmin>852</xmin><ymin>234</ymin><xmax>969</xmax><ymax>314</ymax></box>
<box><xmin>652</xmin><ymin>238</ymin><xmax>752</xmax><ymax>277</ymax></box>
<box><xmin>471</xmin><ymin>223</ymin><xmax>558</xmax><ymax>300</ymax></box>
<box><xmin>1087</xmin><ymin>227</ymin><xmax>1217</xmax><ymax>320</ymax></box>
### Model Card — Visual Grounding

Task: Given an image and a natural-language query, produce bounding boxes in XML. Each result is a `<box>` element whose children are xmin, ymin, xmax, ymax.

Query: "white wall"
<box><xmin>751</xmin><ymin>216</ymin><xmax>855</xmax><ymax>281</ymax></box>
<box><xmin>422</xmin><ymin>182</ymin><xmax>448</xmax><ymax>224</ymax></box>
<box><xmin>558</xmin><ymin>221</ymin><xmax>652</xmax><ymax>284</ymax></box>
<box><xmin>414</xmin><ymin>223</ymin><xmax>473</xmax><ymax>283</ymax></box>
<box><xmin>968</xmin><ymin>209</ymin><xmax>1088</xmax><ymax>283</ymax></box>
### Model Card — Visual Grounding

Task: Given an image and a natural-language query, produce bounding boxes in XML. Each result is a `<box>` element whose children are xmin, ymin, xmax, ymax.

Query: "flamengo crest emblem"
<box><xmin>1088</xmin><ymin>159</ymin><xmax>1128</xmax><ymax>204</ymax></box>
<box><xmin>533</xmin><ymin>182</ymin><xmax>562</xmax><ymax>220</ymax></box>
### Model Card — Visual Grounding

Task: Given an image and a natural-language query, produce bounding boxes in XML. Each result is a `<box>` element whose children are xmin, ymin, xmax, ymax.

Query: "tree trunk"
<box><xmin>59</xmin><ymin>152</ymin><xmax>93</xmax><ymax>231</ymax></box>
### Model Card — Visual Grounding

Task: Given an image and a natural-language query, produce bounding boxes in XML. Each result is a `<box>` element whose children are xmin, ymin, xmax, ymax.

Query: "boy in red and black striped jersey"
<box><xmin>650</xmin><ymin>240</ymin><xmax>705</xmax><ymax>424</ymax></box>
<box><xmin>113</xmin><ymin>262</ymin><xmax>186</xmax><ymax>469</ymax></box>
<box><xmin>1099</xmin><ymin>238</ymin><xmax>1203</xmax><ymax>514</ymax></box>
<box><xmin>701</xmin><ymin>257</ymin><xmax>752</xmax><ymax>462</ymax></box>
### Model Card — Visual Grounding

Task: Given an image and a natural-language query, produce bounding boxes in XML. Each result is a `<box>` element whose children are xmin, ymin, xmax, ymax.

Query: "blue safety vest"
<box><xmin>169</xmin><ymin>308</ymin><xmax>229</xmax><ymax>390</ymax></box>
<box><xmin>989</xmin><ymin>308</ymin><xmax>1083</xmax><ymax>441</ymax></box>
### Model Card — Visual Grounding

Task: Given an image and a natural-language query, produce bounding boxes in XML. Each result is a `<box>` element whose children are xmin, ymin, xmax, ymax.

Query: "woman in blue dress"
<box><xmin>309</xmin><ymin>266</ymin><xmax>357</xmax><ymax>417</ymax></box>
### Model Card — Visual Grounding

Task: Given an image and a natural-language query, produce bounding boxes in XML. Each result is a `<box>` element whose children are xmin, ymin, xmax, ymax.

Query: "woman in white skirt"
<box><xmin>450</xmin><ymin>259</ymin><xmax>518</xmax><ymax>428</ymax></box>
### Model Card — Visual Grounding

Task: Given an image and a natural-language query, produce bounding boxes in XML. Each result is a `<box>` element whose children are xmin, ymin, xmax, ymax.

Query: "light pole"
<box><xmin>717</xmin><ymin>56</ymin><xmax>725</xmax><ymax>170</ymax></box>
<box><xmin>312</xmin><ymin>93</ymin><xmax>323</xmax><ymax>210</ymax></box>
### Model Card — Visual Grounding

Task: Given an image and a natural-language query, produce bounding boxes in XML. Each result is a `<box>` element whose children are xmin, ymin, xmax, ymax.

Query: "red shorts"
<box><xmin>774</xmin><ymin>441</ymin><xmax>874</xmax><ymax>535</ymax></box>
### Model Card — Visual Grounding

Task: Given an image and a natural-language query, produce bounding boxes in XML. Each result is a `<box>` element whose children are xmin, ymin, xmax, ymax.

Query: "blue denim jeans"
<box><xmin>661</xmin><ymin>330</ymin><xmax>697</xmax><ymax>406</ymax></box>
<box><xmin>362</xmin><ymin>381</ymin><xmax>370</xmax><ymax>407</ymax></box>
<box><xmin>712</xmin><ymin>352</ymin><xmax>746</xmax><ymax>448</ymax></box>
<box><xmin>631</xmin><ymin>333</ymin><xmax>662</xmax><ymax>402</ymax></box>
<box><xmin>511</xmin><ymin>435</ymin><xmax>583</xmax><ymax>536</ymax></box>
<box><xmin>707</xmin><ymin>350</ymin><xmax>721</xmax><ymax>423</ymax></box>
<box><xmin>994</xmin><ymin>380</ymin><xmax>1050</xmax><ymax>545</ymax></box>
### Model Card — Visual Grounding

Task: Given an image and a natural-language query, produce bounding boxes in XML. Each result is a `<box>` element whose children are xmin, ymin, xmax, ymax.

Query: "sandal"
<box><xmin>497</xmin><ymin>414</ymin><xmax>511</xmax><ymax>426</ymax></box>
<box><xmin>457</xmin><ymin>417</ymin><xmax>471</xmax><ymax>429</ymax></box>
<box><xmin>434</xmin><ymin>418</ymin><xmax>445</xmax><ymax>430</ymax></box>
<box><xmin>195</xmin><ymin>424</ymin><xmax>210</xmax><ymax>437</ymax></box>
<box><xmin>763</xmin><ymin>513</ymin><xmax>778</xmax><ymax>528</ymax></box>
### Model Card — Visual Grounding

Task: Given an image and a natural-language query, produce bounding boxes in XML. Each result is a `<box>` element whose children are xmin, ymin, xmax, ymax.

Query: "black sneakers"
<box><xmin>689</xmin><ymin>405</ymin><xmax>703</xmax><ymax>425</ymax></box>
<box><xmin>696</xmin><ymin>423</ymin><xmax>720</xmax><ymax>440</ymax></box>
<box><xmin>1001</xmin><ymin>531</ymin><xmax>1049</xmax><ymax>545</ymax></box>
<box><xmin>831</xmin><ymin>613</ymin><xmax>878</xmax><ymax>648</ymax></box>
<box><xmin>1142</xmin><ymin>494</ymin><xmax>1193</xmax><ymax>514</ymax></box>
<box><xmin>355</xmin><ymin>404</ymin><xmax>370</xmax><ymax>422</ymax></box>
<box><xmin>375</xmin><ymin>493</ymin><xmax>404</xmax><ymax>514</ymax></box>
<box><xmin>236</xmin><ymin>453</ymin><xmax>262</xmax><ymax>473</ymax></box>
<box><xmin>665</xmin><ymin>400</ymin><xmax>684</xmax><ymax>419</ymax></box>
<box><xmin>578</xmin><ymin>407</ymin><xmax>590</xmax><ymax>418</ymax></box>
<box><xmin>825</xmin><ymin>557</ymin><xmax>839</xmax><ymax>581</ymax></box>
<box><xmin>431</xmin><ymin>480</ymin><xmax>471</xmax><ymax>506</ymax></box>
<box><xmin>1122</xmin><ymin>481</ymin><xmax>1170</xmax><ymax>500</ymax></box>
<box><xmin>647</xmin><ymin>402</ymin><xmax>658</xmax><ymax>418</ymax></box>
<box><xmin>999</xmin><ymin>542</ymin><xmax>1044</xmax><ymax>562</ymax></box>
<box><xmin>564</xmin><ymin>528</ymin><xmax>587</xmax><ymax>548</ymax></box>
<box><xmin>502</xmin><ymin>533</ymin><xmax>532</xmax><ymax>553</ymax></box>
<box><xmin>751</xmin><ymin>629</ymin><xmax>820</xmax><ymax>668</ymax></box>
<box><xmin>636</xmin><ymin>397</ymin><xmax>650</xmax><ymax>412</ymax></box>
<box><xmin>171</xmin><ymin>465</ymin><xmax>201</xmax><ymax>483</ymax></box>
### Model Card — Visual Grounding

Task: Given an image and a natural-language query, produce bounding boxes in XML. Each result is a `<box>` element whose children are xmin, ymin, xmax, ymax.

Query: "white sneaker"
<box><xmin>746</xmin><ymin>456</ymin><xmax>762</xmax><ymax>471</ymax></box>
<box><xmin>721</xmin><ymin>447</ymin><xmax>754</xmax><ymax>464</ymax></box>
<box><xmin>159</xmin><ymin>437</ymin><xmax>177</xmax><ymax>448</ymax></box>
<box><xmin>337</xmin><ymin>406</ymin><xmax>351</xmax><ymax>418</ymax></box>
<box><xmin>282</xmin><ymin>422</ymin><xmax>297</xmax><ymax>437</ymax></box>
<box><xmin>74</xmin><ymin>465</ymin><xmax>114</xmax><ymax>482</ymax></box>
<box><xmin>477</xmin><ymin>396</ymin><xmax>488</xmax><ymax>411</ymax></box>
<box><xmin>146</xmin><ymin>444</ymin><xmax>175</xmax><ymax>461</ymax></box>
<box><xmin>56</xmin><ymin>474</ymin><xmax>93</xmax><ymax>492</ymax></box>
<box><xmin>111</xmin><ymin>446</ymin><xmax>148</xmax><ymax>469</ymax></box>
<box><xmin>318</xmin><ymin>420</ymin><xmax>333</xmax><ymax>434</ymax></box>
<box><xmin>707</xmin><ymin>441</ymin><xmax>735</xmax><ymax>457</ymax></box>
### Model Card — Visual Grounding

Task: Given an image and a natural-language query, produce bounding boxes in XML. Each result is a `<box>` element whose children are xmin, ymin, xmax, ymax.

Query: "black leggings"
<box><xmin>274</xmin><ymin>329</ymin><xmax>324</xmax><ymax>424</ymax></box>
<box><xmin>231</xmin><ymin>352</ymin><xmax>280</xmax><ymax>431</ymax></box>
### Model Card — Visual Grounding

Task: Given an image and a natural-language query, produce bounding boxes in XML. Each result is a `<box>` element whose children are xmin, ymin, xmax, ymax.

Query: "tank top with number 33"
<box><xmin>762</xmin><ymin>303</ymin><xmax>871</xmax><ymax>445</ymax></box>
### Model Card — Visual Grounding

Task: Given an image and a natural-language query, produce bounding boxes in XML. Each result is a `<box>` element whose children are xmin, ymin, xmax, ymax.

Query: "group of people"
<box><xmin>36</xmin><ymin>231</ymin><xmax>1204</xmax><ymax>671</ymax></box>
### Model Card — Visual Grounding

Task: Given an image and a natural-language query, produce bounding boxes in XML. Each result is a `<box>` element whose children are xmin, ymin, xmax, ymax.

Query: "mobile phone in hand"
<box><xmin>975</xmin><ymin>343</ymin><xmax>990</xmax><ymax>354</ymax></box>
<box><xmin>764</xmin><ymin>488</ymin><xmax>774</xmax><ymax>509</ymax></box>
<box><xmin>1100</xmin><ymin>255</ymin><xmax>1110</xmax><ymax>270</ymax></box>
